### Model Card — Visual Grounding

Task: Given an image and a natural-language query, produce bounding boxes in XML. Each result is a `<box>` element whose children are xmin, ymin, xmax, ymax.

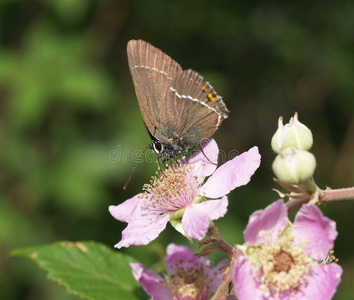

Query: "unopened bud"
<box><xmin>271</xmin><ymin>112</ymin><xmax>313</xmax><ymax>154</ymax></box>
<box><xmin>272</xmin><ymin>147</ymin><xmax>316</xmax><ymax>184</ymax></box>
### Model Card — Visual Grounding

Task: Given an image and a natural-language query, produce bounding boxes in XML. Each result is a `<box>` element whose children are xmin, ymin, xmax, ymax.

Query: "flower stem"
<box><xmin>211</xmin><ymin>276</ymin><xmax>234</xmax><ymax>300</ymax></box>
<box><xmin>286</xmin><ymin>186</ymin><xmax>354</xmax><ymax>213</ymax></box>
<box><xmin>321</xmin><ymin>187</ymin><xmax>354</xmax><ymax>202</ymax></box>
<box><xmin>198</xmin><ymin>222</ymin><xmax>234</xmax><ymax>256</ymax></box>
<box><xmin>211</xmin><ymin>248</ymin><xmax>242</xmax><ymax>300</ymax></box>
<box><xmin>286</xmin><ymin>198</ymin><xmax>311</xmax><ymax>214</ymax></box>
<box><xmin>302</xmin><ymin>178</ymin><xmax>318</xmax><ymax>193</ymax></box>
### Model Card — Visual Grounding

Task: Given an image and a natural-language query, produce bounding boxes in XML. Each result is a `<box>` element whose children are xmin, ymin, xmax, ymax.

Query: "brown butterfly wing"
<box><xmin>127</xmin><ymin>40</ymin><xmax>182</xmax><ymax>141</ymax></box>
<box><xmin>160</xmin><ymin>69</ymin><xmax>229</xmax><ymax>145</ymax></box>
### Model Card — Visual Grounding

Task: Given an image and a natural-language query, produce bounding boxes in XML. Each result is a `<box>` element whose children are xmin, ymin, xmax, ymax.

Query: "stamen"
<box><xmin>253</xmin><ymin>232</ymin><xmax>316</xmax><ymax>297</ymax></box>
<box><xmin>140</xmin><ymin>162</ymin><xmax>200</xmax><ymax>214</ymax></box>
<box><xmin>163</xmin><ymin>261</ymin><xmax>211</xmax><ymax>298</ymax></box>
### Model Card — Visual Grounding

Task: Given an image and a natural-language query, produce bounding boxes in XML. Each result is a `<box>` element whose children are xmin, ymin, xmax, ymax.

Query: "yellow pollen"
<box><xmin>252</xmin><ymin>234</ymin><xmax>316</xmax><ymax>297</ymax></box>
<box><xmin>163</xmin><ymin>262</ymin><xmax>210</xmax><ymax>298</ymax></box>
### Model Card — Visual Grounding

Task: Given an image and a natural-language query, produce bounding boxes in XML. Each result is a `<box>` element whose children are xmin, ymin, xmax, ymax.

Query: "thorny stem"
<box><xmin>211</xmin><ymin>275</ymin><xmax>234</xmax><ymax>300</ymax></box>
<box><xmin>211</xmin><ymin>248</ymin><xmax>243</xmax><ymax>300</ymax></box>
<box><xmin>198</xmin><ymin>223</ymin><xmax>241</xmax><ymax>300</ymax></box>
<box><xmin>321</xmin><ymin>187</ymin><xmax>354</xmax><ymax>202</ymax></box>
<box><xmin>198</xmin><ymin>222</ymin><xmax>234</xmax><ymax>256</ymax></box>
<box><xmin>286</xmin><ymin>186</ymin><xmax>354</xmax><ymax>213</ymax></box>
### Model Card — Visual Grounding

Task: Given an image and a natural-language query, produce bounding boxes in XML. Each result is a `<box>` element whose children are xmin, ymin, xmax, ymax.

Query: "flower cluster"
<box><xmin>109</xmin><ymin>117</ymin><xmax>343</xmax><ymax>300</ymax></box>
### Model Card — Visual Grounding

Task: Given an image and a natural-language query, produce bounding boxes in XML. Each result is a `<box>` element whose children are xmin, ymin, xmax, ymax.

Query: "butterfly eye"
<box><xmin>152</xmin><ymin>140</ymin><xmax>164</xmax><ymax>155</ymax></box>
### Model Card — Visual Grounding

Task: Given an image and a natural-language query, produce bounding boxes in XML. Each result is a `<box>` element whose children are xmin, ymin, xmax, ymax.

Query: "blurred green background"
<box><xmin>1</xmin><ymin>0</ymin><xmax>353</xmax><ymax>299</ymax></box>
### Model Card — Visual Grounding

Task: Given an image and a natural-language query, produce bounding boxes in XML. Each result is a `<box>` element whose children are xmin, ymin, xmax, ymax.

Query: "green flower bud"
<box><xmin>272</xmin><ymin>147</ymin><xmax>316</xmax><ymax>184</ymax></box>
<box><xmin>271</xmin><ymin>112</ymin><xmax>313</xmax><ymax>154</ymax></box>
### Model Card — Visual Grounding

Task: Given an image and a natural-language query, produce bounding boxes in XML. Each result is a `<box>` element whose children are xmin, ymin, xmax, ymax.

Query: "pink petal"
<box><xmin>166</xmin><ymin>244</ymin><xmax>202</xmax><ymax>264</ymax></box>
<box><xmin>109</xmin><ymin>193</ymin><xmax>144</xmax><ymax>223</ymax></box>
<box><xmin>115</xmin><ymin>214</ymin><xmax>170</xmax><ymax>248</ymax></box>
<box><xmin>130</xmin><ymin>263</ymin><xmax>173</xmax><ymax>300</ymax></box>
<box><xmin>166</xmin><ymin>243</ymin><xmax>199</xmax><ymax>259</ymax></box>
<box><xmin>184</xmin><ymin>138</ymin><xmax>219</xmax><ymax>181</ymax></box>
<box><xmin>243</xmin><ymin>200</ymin><xmax>289</xmax><ymax>245</ymax></box>
<box><xmin>110</xmin><ymin>194</ymin><xmax>171</xmax><ymax>248</ymax></box>
<box><xmin>165</xmin><ymin>244</ymin><xmax>210</xmax><ymax>273</ymax></box>
<box><xmin>299</xmin><ymin>263</ymin><xmax>342</xmax><ymax>300</ymax></box>
<box><xmin>165</xmin><ymin>244</ymin><xmax>225</xmax><ymax>294</ymax></box>
<box><xmin>293</xmin><ymin>205</ymin><xmax>338</xmax><ymax>260</ymax></box>
<box><xmin>200</xmin><ymin>146</ymin><xmax>261</xmax><ymax>198</ymax></box>
<box><xmin>182</xmin><ymin>196</ymin><xmax>228</xmax><ymax>240</ymax></box>
<box><xmin>233</xmin><ymin>256</ymin><xmax>265</xmax><ymax>300</ymax></box>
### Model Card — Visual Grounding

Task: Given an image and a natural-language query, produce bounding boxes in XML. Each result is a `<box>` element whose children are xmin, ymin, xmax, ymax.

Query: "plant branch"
<box><xmin>321</xmin><ymin>187</ymin><xmax>354</xmax><ymax>202</ymax></box>
<box><xmin>286</xmin><ymin>186</ymin><xmax>354</xmax><ymax>213</ymax></box>
<box><xmin>198</xmin><ymin>222</ymin><xmax>234</xmax><ymax>257</ymax></box>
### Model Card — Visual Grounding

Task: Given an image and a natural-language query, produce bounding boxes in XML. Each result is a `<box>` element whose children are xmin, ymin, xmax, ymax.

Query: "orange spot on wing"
<box><xmin>207</xmin><ymin>92</ymin><xmax>216</xmax><ymax>101</ymax></box>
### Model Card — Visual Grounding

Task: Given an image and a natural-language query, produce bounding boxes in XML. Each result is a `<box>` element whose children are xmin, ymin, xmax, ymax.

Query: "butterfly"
<box><xmin>127</xmin><ymin>39</ymin><xmax>229</xmax><ymax>160</ymax></box>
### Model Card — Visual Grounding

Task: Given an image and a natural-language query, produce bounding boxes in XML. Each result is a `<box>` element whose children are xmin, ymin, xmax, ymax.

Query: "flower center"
<box><xmin>140</xmin><ymin>163</ymin><xmax>200</xmax><ymax>215</ymax></box>
<box><xmin>274</xmin><ymin>250</ymin><xmax>294</xmax><ymax>273</ymax></box>
<box><xmin>163</xmin><ymin>262</ymin><xmax>211</xmax><ymax>299</ymax></box>
<box><xmin>253</xmin><ymin>232</ymin><xmax>316</xmax><ymax>297</ymax></box>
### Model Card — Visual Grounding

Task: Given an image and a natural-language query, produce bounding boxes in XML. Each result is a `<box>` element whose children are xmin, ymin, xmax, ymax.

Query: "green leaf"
<box><xmin>11</xmin><ymin>241</ymin><xmax>142</xmax><ymax>300</ymax></box>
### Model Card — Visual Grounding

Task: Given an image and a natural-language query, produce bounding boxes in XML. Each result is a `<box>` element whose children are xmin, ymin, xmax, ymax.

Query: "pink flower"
<box><xmin>130</xmin><ymin>244</ymin><xmax>228</xmax><ymax>300</ymax></box>
<box><xmin>109</xmin><ymin>139</ymin><xmax>261</xmax><ymax>248</ymax></box>
<box><xmin>233</xmin><ymin>200</ymin><xmax>343</xmax><ymax>300</ymax></box>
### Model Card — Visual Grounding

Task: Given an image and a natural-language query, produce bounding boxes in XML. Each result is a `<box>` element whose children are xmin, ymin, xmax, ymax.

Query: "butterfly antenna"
<box><xmin>123</xmin><ymin>144</ymin><xmax>150</xmax><ymax>190</ymax></box>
